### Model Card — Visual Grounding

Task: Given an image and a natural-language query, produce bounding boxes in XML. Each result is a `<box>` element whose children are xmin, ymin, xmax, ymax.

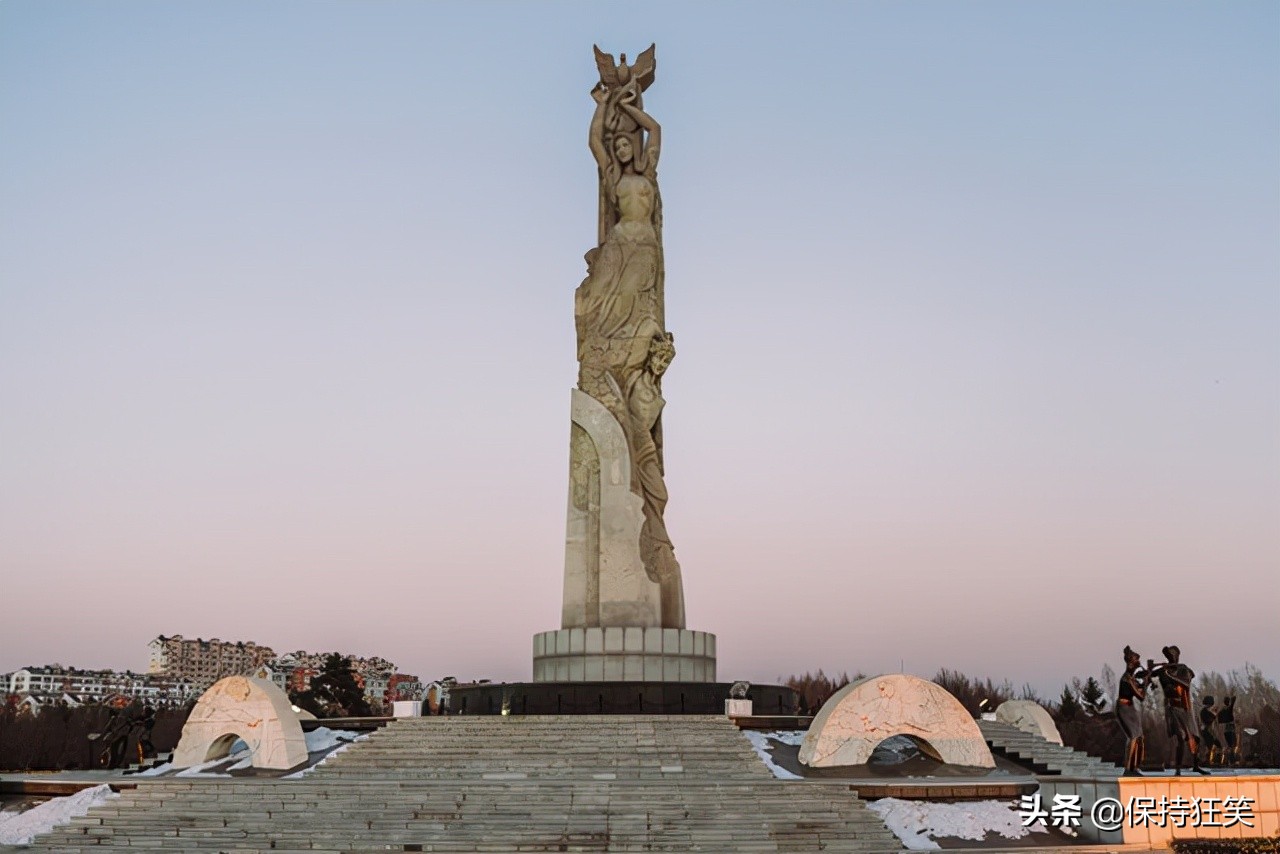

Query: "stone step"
<box><xmin>35</xmin><ymin>788</ymin><xmax>906</xmax><ymax>854</ymax></box>
<box><xmin>34</xmin><ymin>781</ymin><xmax>902</xmax><ymax>851</ymax></box>
<box><xmin>310</xmin><ymin>714</ymin><xmax>774</xmax><ymax>783</ymax></box>
<box><xmin>23</xmin><ymin>716</ymin><xmax>905</xmax><ymax>852</ymax></box>
<box><xmin>977</xmin><ymin>719</ymin><xmax>1121</xmax><ymax>777</ymax></box>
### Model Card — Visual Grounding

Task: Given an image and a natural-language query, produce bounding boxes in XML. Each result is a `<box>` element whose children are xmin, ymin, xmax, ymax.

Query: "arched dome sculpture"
<box><xmin>995</xmin><ymin>699</ymin><xmax>1063</xmax><ymax>745</ymax></box>
<box><xmin>172</xmin><ymin>676</ymin><xmax>309</xmax><ymax>771</ymax></box>
<box><xmin>798</xmin><ymin>674</ymin><xmax>995</xmax><ymax>768</ymax></box>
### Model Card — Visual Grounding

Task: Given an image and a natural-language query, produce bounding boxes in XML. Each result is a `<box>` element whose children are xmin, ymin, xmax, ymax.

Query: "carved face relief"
<box><xmin>612</xmin><ymin>135</ymin><xmax>634</xmax><ymax>165</ymax></box>
<box><xmin>648</xmin><ymin>346</ymin><xmax>673</xmax><ymax>376</ymax></box>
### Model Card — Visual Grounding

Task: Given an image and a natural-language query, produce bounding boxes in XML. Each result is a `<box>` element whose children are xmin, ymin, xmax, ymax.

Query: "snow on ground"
<box><xmin>744</xmin><ymin>730</ymin><xmax>803</xmax><ymax>780</ymax></box>
<box><xmin>135</xmin><ymin>749</ymin><xmax>243</xmax><ymax>778</ymax></box>
<box><xmin>0</xmin><ymin>784</ymin><xmax>115</xmax><ymax>845</ymax></box>
<box><xmin>282</xmin><ymin>728</ymin><xmax>367</xmax><ymax>778</ymax></box>
<box><xmin>304</xmin><ymin>727</ymin><xmax>362</xmax><ymax>754</ymax></box>
<box><xmin>867</xmin><ymin>797</ymin><xmax>1047</xmax><ymax>851</ymax></box>
<box><xmin>137</xmin><ymin>728</ymin><xmax>363</xmax><ymax>777</ymax></box>
<box><xmin>176</xmin><ymin>750</ymin><xmax>245</xmax><ymax>777</ymax></box>
<box><xmin>132</xmin><ymin>760</ymin><xmax>173</xmax><ymax>777</ymax></box>
<box><xmin>760</xmin><ymin>730</ymin><xmax>806</xmax><ymax>747</ymax></box>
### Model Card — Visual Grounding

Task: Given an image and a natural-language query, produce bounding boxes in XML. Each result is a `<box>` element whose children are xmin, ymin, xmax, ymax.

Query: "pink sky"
<box><xmin>2</xmin><ymin>3</ymin><xmax>1277</xmax><ymax>699</ymax></box>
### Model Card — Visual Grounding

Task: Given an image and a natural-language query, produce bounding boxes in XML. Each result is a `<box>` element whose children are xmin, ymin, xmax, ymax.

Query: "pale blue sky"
<box><xmin>2</xmin><ymin>2</ymin><xmax>1277</xmax><ymax>696</ymax></box>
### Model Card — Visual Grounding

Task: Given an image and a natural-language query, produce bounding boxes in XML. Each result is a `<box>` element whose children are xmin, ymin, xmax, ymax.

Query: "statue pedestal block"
<box><xmin>725</xmin><ymin>699</ymin><xmax>753</xmax><ymax>717</ymax></box>
<box><xmin>532</xmin><ymin>627</ymin><xmax>715</xmax><ymax>683</ymax></box>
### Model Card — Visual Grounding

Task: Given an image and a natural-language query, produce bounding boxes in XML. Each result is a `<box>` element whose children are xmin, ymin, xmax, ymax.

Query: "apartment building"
<box><xmin>5</xmin><ymin>665</ymin><xmax>197</xmax><ymax>705</ymax></box>
<box><xmin>147</xmin><ymin>635</ymin><xmax>275</xmax><ymax>689</ymax></box>
<box><xmin>264</xmin><ymin>651</ymin><xmax>402</xmax><ymax>705</ymax></box>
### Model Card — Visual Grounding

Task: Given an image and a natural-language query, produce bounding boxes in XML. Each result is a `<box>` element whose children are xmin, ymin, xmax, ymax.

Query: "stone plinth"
<box><xmin>532</xmin><ymin>627</ymin><xmax>715</xmax><ymax>683</ymax></box>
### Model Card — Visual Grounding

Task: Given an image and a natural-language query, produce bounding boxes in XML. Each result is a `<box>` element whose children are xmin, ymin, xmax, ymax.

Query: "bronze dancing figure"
<box><xmin>1219</xmin><ymin>696</ymin><xmax>1239</xmax><ymax>766</ymax></box>
<box><xmin>1200</xmin><ymin>696</ymin><xmax>1222</xmax><ymax>766</ymax></box>
<box><xmin>1148</xmin><ymin>645</ymin><xmax>1205</xmax><ymax>775</ymax></box>
<box><xmin>1116</xmin><ymin>645</ymin><xmax>1150</xmax><ymax>775</ymax></box>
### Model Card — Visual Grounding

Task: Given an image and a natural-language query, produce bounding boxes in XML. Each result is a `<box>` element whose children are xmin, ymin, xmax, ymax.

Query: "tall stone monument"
<box><xmin>532</xmin><ymin>45</ymin><xmax>716</xmax><ymax>683</ymax></box>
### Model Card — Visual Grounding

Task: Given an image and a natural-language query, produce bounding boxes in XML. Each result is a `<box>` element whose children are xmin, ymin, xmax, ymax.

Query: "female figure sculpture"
<box><xmin>1219</xmin><ymin>695</ymin><xmax>1239</xmax><ymax>766</ymax></box>
<box><xmin>573</xmin><ymin>44</ymin><xmax>684</xmax><ymax>629</ymax></box>
<box><xmin>1115</xmin><ymin>646</ymin><xmax>1149</xmax><ymax>775</ymax></box>
<box><xmin>1199</xmin><ymin>697</ymin><xmax>1222</xmax><ymax>765</ymax></box>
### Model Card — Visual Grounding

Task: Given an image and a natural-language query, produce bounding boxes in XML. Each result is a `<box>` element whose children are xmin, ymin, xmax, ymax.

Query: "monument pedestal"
<box><xmin>447</xmin><ymin>678</ymin><xmax>795</xmax><ymax>716</ymax></box>
<box><xmin>532</xmin><ymin>627</ymin><xmax>715</xmax><ymax>683</ymax></box>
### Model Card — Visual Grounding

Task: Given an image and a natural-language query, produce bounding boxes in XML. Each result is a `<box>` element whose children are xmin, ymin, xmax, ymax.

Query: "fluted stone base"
<box><xmin>532</xmin><ymin>627</ymin><xmax>716</xmax><ymax>683</ymax></box>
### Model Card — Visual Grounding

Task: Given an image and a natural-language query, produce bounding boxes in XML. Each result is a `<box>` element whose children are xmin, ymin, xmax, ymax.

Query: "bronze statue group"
<box><xmin>1117</xmin><ymin>644</ymin><xmax>1242</xmax><ymax>776</ymax></box>
<box><xmin>94</xmin><ymin>701</ymin><xmax>157</xmax><ymax>770</ymax></box>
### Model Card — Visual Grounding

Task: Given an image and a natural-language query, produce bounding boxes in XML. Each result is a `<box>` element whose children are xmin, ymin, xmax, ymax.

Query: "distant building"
<box><xmin>265</xmin><ymin>651</ymin><xmax>398</xmax><ymax>705</ymax></box>
<box><xmin>424</xmin><ymin>678</ymin><xmax>457</xmax><ymax>715</ymax></box>
<box><xmin>361</xmin><ymin>672</ymin><xmax>391</xmax><ymax>706</ymax></box>
<box><xmin>3</xmin><ymin>637</ymin><xmax>412</xmax><ymax>713</ymax></box>
<box><xmin>4</xmin><ymin>665</ymin><xmax>197</xmax><ymax>707</ymax></box>
<box><xmin>386</xmin><ymin>674</ymin><xmax>422</xmax><ymax>703</ymax></box>
<box><xmin>251</xmin><ymin>664</ymin><xmax>289</xmax><ymax>692</ymax></box>
<box><xmin>15</xmin><ymin>695</ymin><xmax>42</xmax><ymax>716</ymax></box>
<box><xmin>147</xmin><ymin>634</ymin><xmax>275</xmax><ymax>689</ymax></box>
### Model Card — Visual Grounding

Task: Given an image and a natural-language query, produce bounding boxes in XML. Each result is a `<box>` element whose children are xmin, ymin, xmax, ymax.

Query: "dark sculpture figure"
<box><xmin>1148</xmin><ymin>645</ymin><xmax>1205</xmax><ymax>775</ymax></box>
<box><xmin>93</xmin><ymin>701</ymin><xmax>158</xmax><ymax>769</ymax></box>
<box><xmin>1200</xmin><ymin>696</ymin><xmax>1222</xmax><ymax>766</ymax></box>
<box><xmin>96</xmin><ymin>706</ymin><xmax>132</xmax><ymax>769</ymax></box>
<box><xmin>1219</xmin><ymin>695</ymin><xmax>1239</xmax><ymax>766</ymax></box>
<box><xmin>1115</xmin><ymin>645</ymin><xmax>1150</xmax><ymax>775</ymax></box>
<box><xmin>135</xmin><ymin>703</ymin><xmax>157</xmax><ymax>764</ymax></box>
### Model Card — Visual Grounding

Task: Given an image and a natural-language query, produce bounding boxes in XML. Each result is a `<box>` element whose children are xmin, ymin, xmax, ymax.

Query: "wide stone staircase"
<box><xmin>316</xmin><ymin>715</ymin><xmax>774</xmax><ymax>781</ymax></box>
<box><xmin>32</xmin><ymin>715</ymin><xmax>905</xmax><ymax>852</ymax></box>
<box><xmin>977</xmin><ymin>719</ymin><xmax>1121</xmax><ymax>777</ymax></box>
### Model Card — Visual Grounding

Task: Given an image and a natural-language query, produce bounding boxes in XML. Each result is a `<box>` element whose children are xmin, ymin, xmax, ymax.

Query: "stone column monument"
<box><xmin>532</xmin><ymin>45</ymin><xmax>716</xmax><ymax>683</ymax></box>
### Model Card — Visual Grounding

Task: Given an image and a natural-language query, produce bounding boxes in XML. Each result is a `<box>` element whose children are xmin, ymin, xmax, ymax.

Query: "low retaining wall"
<box><xmin>1037</xmin><ymin>773</ymin><xmax>1280</xmax><ymax>846</ymax></box>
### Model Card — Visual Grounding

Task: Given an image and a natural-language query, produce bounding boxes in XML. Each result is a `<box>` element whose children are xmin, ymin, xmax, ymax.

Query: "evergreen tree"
<box><xmin>291</xmin><ymin>654</ymin><xmax>371</xmax><ymax>718</ymax></box>
<box><xmin>1079</xmin><ymin>676</ymin><xmax>1108</xmax><ymax>716</ymax></box>
<box><xmin>1057</xmin><ymin>685</ymin><xmax>1083</xmax><ymax>721</ymax></box>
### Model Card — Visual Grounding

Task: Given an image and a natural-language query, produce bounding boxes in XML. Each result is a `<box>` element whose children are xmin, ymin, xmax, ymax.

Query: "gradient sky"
<box><xmin>2</xmin><ymin>2</ymin><xmax>1277</xmax><ymax>698</ymax></box>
